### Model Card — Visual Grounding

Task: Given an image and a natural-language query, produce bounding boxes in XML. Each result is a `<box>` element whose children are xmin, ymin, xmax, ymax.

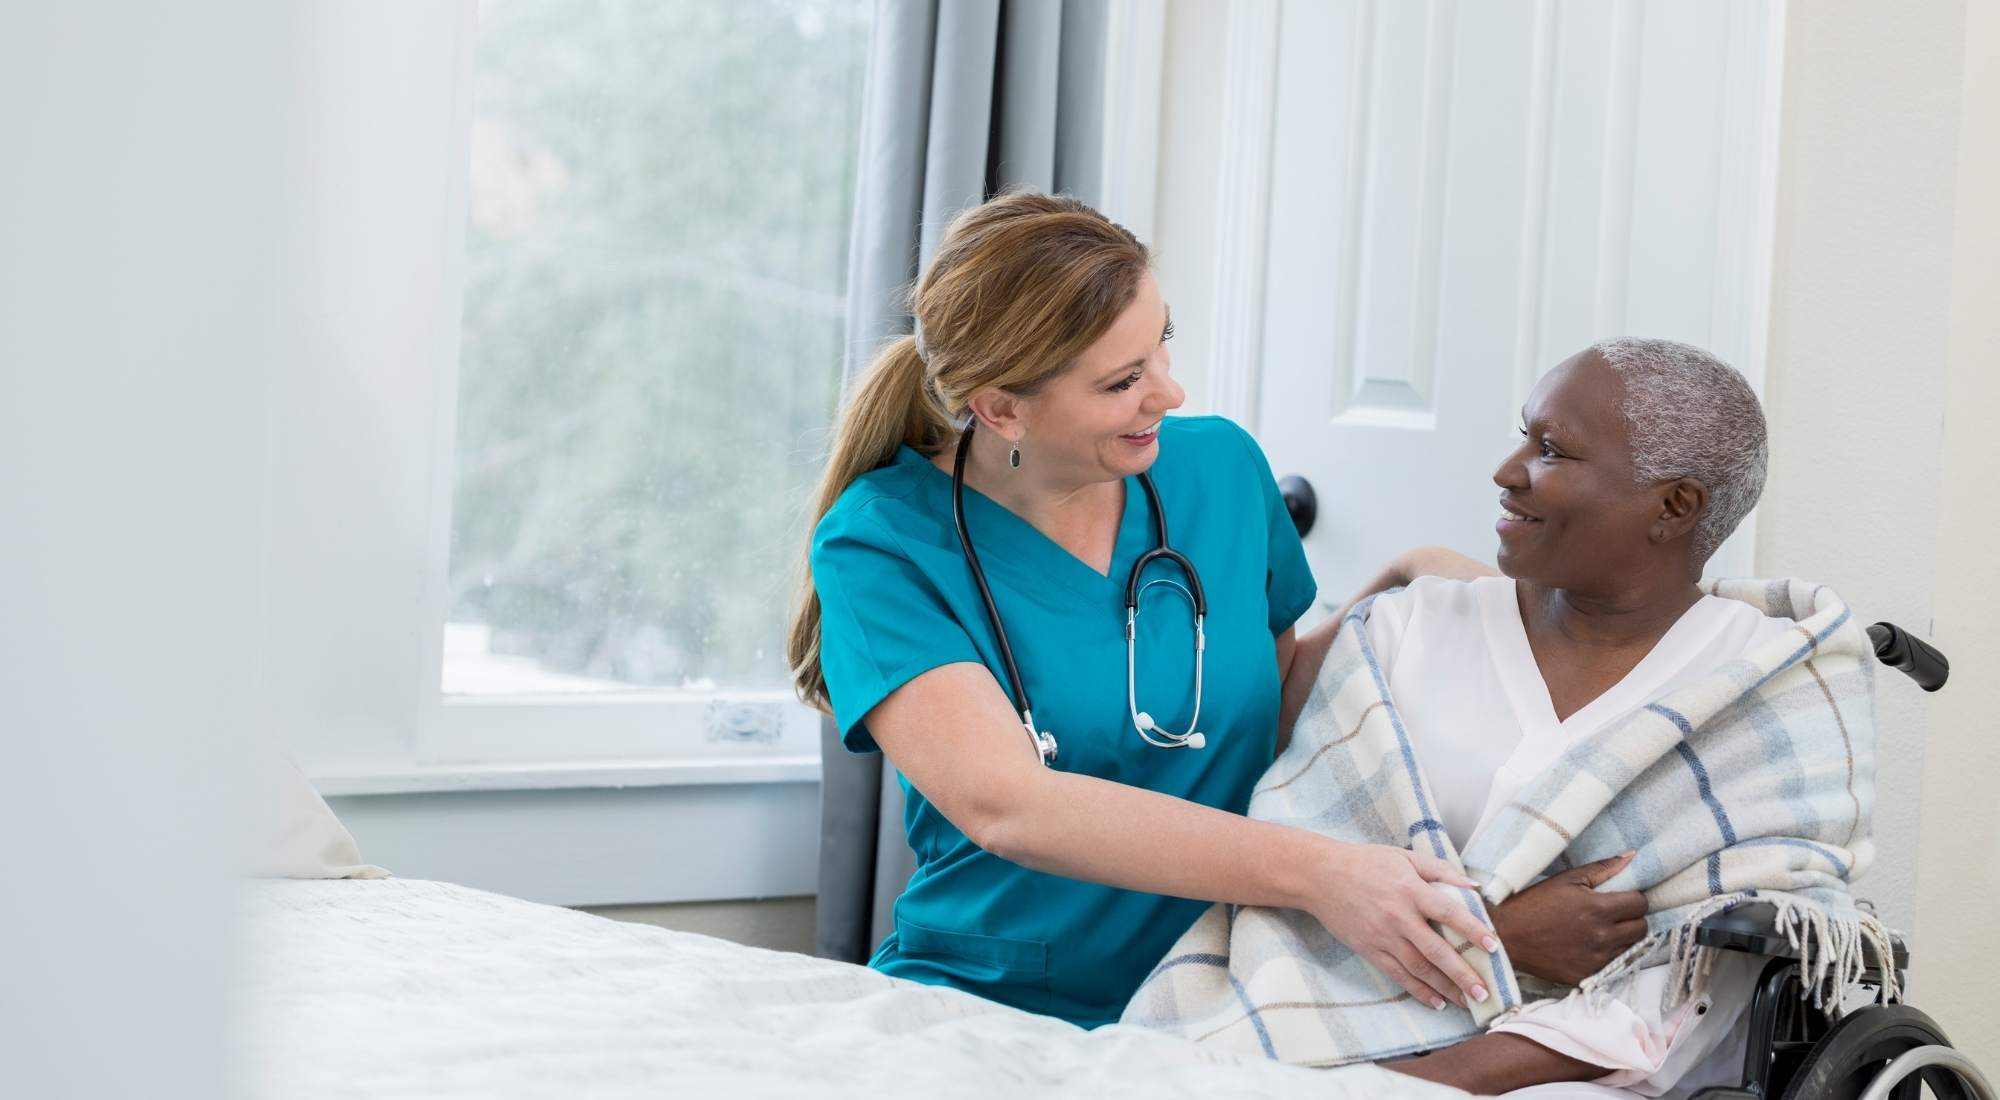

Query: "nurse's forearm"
<box><xmin>869</xmin><ymin>661</ymin><xmax>1336</xmax><ymax>910</ymax></box>
<box><xmin>982</xmin><ymin>767</ymin><xmax>1352</xmax><ymax>916</ymax></box>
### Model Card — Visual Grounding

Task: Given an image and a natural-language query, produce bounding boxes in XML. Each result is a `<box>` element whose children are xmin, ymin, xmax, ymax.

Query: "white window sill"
<box><xmin>312</xmin><ymin>754</ymin><xmax>822</xmax><ymax>797</ymax></box>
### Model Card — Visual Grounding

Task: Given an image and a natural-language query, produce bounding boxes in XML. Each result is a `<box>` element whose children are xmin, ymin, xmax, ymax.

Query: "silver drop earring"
<box><xmin>1009</xmin><ymin>443</ymin><xmax>1022</xmax><ymax>469</ymax></box>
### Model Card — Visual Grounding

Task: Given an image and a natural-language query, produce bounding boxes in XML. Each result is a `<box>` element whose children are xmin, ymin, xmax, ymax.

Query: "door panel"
<box><xmin>1248</xmin><ymin>0</ymin><xmax>1780</xmax><ymax>603</ymax></box>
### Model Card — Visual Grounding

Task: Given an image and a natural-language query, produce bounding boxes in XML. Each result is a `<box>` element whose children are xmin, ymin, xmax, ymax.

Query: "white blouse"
<box><xmin>1363</xmin><ymin>576</ymin><xmax>1797</xmax><ymax>1099</ymax></box>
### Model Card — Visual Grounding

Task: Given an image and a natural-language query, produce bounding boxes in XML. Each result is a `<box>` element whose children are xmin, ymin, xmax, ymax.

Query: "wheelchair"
<box><xmin>1689</xmin><ymin>623</ymin><xmax>1992</xmax><ymax>1100</ymax></box>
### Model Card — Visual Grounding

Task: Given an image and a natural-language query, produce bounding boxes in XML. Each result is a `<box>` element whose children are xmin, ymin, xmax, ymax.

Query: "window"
<box><xmin>431</xmin><ymin>0</ymin><xmax>872</xmax><ymax>763</ymax></box>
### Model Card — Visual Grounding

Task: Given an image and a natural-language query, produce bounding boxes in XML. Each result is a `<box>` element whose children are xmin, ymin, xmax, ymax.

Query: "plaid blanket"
<box><xmin>1120</xmin><ymin>579</ymin><xmax>1893</xmax><ymax>1067</ymax></box>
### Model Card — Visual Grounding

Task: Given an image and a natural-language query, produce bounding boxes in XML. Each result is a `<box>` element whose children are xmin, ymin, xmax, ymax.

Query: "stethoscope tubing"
<box><xmin>950</xmin><ymin>420</ymin><xmax>1207</xmax><ymax>764</ymax></box>
<box><xmin>950</xmin><ymin>423</ymin><xmax>1044</xmax><ymax>757</ymax></box>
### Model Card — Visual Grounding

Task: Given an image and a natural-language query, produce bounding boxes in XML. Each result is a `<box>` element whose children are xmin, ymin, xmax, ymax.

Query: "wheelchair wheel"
<box><xmin>1780</xmin><ymin>1005</ymin><xmax>1972</xmax><ymax>1100</ymax></box>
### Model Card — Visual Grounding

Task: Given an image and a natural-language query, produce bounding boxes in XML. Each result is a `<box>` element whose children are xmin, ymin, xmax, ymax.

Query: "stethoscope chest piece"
<box><xmin>1023</xmin><ymin>716</ymin><xmax>1058</xmax><ymax>764</ymax></box>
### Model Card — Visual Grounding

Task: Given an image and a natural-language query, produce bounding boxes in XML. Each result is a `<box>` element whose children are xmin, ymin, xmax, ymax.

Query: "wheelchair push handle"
<box><xmin>1867</xmin><ymin>622</ymin><xmax>1950</xmax><ymax>692</ymax></box>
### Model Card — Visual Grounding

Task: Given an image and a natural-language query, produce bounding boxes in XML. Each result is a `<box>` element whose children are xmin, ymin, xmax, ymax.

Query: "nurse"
<box><xmin>786</xmin><ymin>192</ymin><xmax>1499</xmax><ymax>1029</ymax></box>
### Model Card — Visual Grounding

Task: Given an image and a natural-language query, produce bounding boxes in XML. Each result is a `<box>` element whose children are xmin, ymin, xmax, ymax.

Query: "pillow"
<box><xmin>250</xmin><ymin>751</ymin><xmax>389</xmax><ymax>879</ymax></box>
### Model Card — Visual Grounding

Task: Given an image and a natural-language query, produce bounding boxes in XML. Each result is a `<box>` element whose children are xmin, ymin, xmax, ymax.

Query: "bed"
<box><xmin>231</xmin><ymin>877</ymin><xmax>1466</xmax><ymax>1099</ymax></box>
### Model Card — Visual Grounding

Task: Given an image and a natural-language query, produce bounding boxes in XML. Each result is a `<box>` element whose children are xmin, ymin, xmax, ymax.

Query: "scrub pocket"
<box><xmin>894</xmin><ymin>915</ymin><xmax>1052</xmax><ymax>1015</ymax></box>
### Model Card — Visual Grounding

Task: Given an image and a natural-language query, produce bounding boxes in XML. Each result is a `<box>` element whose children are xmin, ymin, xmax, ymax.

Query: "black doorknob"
<box><xmin>1278</xmin><ymin>475</ymin><xmax>1316</xmax><ymax>538</ymax></box>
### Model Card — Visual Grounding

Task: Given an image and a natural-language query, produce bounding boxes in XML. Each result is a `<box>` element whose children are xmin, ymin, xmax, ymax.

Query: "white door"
<box><xmin>1196</xmin><ymin>0</ymin><xmax>1783</xmax><ymax>604</ymax></box>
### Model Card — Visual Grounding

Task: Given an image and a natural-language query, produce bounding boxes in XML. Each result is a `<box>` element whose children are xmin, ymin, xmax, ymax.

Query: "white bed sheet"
<box><xmin>231</xmin><ymin>878</ymin><xmax>1467</xmax><ymax>1100</ymax></box>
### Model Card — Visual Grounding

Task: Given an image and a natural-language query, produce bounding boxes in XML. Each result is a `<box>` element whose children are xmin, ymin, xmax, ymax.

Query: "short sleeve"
<box><xmin>811</xmin><ymin>503</ymin><xmax>982</xmax><ymax>754</ymax></box>
<box><xmin>1228</xmin><ymin>423</ymin><xmax>1318</xmax><ymax>634</ymax></box>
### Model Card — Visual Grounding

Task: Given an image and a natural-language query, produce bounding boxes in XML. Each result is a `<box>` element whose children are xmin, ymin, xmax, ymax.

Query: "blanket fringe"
<box><xmin>1661</xmin><ymin>894</ymin><xmax>1748</xmax><ymax>1010</ymax></box>
<box><xmin>1567</xmin><ymin>892</ymin><xmax>1901</xmax><ymax>1017</ymax></box>
<box><xmin>1764</xmin><ymin>894</ymin><xmax>1903</xmax><ymax>1008</ymax></box>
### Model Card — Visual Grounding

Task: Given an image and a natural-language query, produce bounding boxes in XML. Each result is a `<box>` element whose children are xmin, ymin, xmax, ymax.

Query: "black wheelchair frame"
<box><xmin>1687</xmin><ymin>623</ymin><xmax>1988</xmax><ymax>1100</ymax></box>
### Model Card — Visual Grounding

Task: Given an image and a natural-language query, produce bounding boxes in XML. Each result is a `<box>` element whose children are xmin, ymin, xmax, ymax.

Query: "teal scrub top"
<box><xmin>809</xmin><ymin>415</ymin><xmax>1316</xmax><ymax>1029</ymax></box>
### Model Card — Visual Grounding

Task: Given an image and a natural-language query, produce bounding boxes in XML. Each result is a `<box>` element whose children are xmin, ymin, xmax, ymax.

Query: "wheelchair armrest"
<box><xmin>1693</xmin><ymin>900</ymin><xmax>1908</xmax><ymax>971</ymax></box>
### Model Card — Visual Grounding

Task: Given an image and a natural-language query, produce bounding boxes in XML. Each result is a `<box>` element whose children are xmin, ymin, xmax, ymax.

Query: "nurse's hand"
<box><xmin>1303</xmin><ymin>842</ymin><xmax>1501</xmax><ymax>1011</ymax></box>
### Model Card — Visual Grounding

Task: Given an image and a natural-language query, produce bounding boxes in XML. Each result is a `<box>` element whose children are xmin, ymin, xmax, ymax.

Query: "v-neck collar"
<box><xmin>896</xmin><ymin>444</ymin><xmax>1151</xmax><ymax>602</ymax></box>
<box><xmin>1478</xmin><ymin>578</ymin><xmax>1737</xmax><ymax>741</ymax></box>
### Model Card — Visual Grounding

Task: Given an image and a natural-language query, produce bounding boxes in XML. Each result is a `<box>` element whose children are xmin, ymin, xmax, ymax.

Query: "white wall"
<box><xmin>0</xmin><ymin>4</ymin><xmax>290</xmax><ymax>1095</ymax></box>
<box><xmin>1914</xmin><ymin>0</ymin><xmax>2000</xmax><ymax>1069</ymax></box>
<box><xmin>1754</xmin><ymin>0</ymin><xmax>1968</xmax><ymax>939</ymax></box>
<box><xmin>1760</xmin><ymin>0</ymin><xmax>1998</xmax><ymax>1058</ymax></box>
<box><xmin>328</xmin><ymin>782</ymin><xmax>817</xmax><ymax>907</ymax></box>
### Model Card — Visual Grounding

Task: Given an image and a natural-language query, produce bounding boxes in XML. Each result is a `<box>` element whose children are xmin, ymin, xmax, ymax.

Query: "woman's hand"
<box><xmin>1489</xmin><ymin>852</ymin><xmax>1649</xmax><ymax>987</ymax></box>
<box><xmin>1298</xmin><ymin>841</ymin><xmax>1503</xmax><ymax>1011</ymax></box>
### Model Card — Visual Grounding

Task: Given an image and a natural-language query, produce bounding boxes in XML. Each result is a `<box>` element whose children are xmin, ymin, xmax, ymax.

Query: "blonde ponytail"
<box><xmin>787</xmin><ymin>335</ymin><xmax>950</xmax><ymax>713</ymax></box>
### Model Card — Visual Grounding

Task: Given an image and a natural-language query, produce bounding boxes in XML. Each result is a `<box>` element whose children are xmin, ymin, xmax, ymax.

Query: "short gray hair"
<box><xmin>1592</xmin><ymin>337</ymin><xmax>1768</xmax><ymax>563</ymax></box>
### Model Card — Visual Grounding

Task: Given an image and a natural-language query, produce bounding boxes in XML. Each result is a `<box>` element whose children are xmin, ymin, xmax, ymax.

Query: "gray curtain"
<box><xmin>815</xmin><ymin>0</ymin><xmax>1110</xmax><ymax>964</ymax></box>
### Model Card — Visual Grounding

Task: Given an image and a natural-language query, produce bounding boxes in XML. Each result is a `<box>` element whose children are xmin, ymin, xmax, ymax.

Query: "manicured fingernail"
<box><xmin>1432</xmin><ymin>998</ymin><xmax>1447</xmax><ymax>1011</ymax></box>
<box><xmin>1482</xmin><ymin>936</ymin><xmax>1501</xmax><ymax>952</ymax></box>
<box><xmin>1471</xmin><ymin>984</ymin><xmax>1489</xmax><ymax>1003</ymax></box>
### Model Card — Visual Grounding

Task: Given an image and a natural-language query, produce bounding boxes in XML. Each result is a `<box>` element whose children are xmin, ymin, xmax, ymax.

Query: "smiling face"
<box><xmin>1492</xmin><ymin>350</ymin><xmax>1685</xmax><ymax>593</ymax></box>
<box><xmin>1004</xmin><ymin>270</ymin><xmax>1185</xmax><ymax>484</ymax></box>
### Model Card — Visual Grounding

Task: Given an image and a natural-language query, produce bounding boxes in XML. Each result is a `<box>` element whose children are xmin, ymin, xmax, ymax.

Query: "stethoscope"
<box><xmin>950</xmin><ymin>420</ymin><xmax>1207</xmax><ymax>767</ymax></box>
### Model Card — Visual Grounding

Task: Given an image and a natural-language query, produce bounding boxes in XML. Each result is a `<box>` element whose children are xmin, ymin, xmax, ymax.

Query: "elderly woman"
<box><xmin>1368</xmin><ymin>340</ymin><xmax>1783</xmax><ymax>1096</ymax></box>
<box><xmin>1126</xmin><ymin>339</ymin><xmax>1886</xmax><ymax>1099</ymax></box>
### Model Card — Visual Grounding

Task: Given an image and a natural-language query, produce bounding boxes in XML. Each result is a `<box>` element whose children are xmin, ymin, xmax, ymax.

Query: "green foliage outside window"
<box><xmin>449</xmin><ymin>0</ymin><xmax>872</xmax><ymax>692</ymax></box>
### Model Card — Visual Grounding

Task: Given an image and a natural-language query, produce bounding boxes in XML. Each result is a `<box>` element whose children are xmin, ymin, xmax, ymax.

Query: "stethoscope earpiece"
<box><xmin>1131</xmin><ymin>708</ymin><xmax>1206</xmax><ymax>751</ymax></box>
<box><xmin>1131</xmin><ymin>711</ymin><xmax>1204</xmax><ymax>750</ymax></box>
